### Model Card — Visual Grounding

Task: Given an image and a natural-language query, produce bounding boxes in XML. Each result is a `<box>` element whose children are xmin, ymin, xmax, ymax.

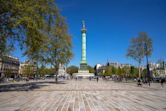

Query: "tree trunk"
<box><xmin>138</xmin><ymin>63</ymin><xmax>141</xmax><ymax>78</ymax></box>
<box><xmin>54</xmin><ymin>66</ymin><xmax>58</xmax><ymax>83</ymax></box>
<box><xmin>55</xmin><ymin>74</ymin><xmax>58</xmax><ymax>83</ymax></box>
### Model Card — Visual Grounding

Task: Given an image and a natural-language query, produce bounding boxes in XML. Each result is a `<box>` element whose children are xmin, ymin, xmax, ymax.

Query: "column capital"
<box><xmin>81</xmin><ymin>20</ymin><xmax>86</xmax><ymax>33</ymax></box>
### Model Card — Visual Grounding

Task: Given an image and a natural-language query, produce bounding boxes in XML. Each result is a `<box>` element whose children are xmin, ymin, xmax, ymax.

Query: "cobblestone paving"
<box><xmin>0</xmin><ymin>79</ymin><xmax>166</xmax><ymax>111</ymax></box>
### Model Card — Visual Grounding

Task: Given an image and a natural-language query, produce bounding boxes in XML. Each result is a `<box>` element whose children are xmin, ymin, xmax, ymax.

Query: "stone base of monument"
<box><xmin>73</xmin><ymin>70</ymin><xmax>94</xmax><ymax>78</ymax></box>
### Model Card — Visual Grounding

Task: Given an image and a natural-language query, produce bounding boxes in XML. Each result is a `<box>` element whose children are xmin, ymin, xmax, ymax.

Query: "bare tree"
<box><xmin>127</xmin><ymin>32</ymin><xmax>153</xmax><ymax>78</ymax></box>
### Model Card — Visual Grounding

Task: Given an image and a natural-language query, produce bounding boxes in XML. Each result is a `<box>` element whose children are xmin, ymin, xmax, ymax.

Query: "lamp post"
<box><xmin>144</xmin><ymin>42</ymin><xmax>151</xmax><ymax>86</ymax></box>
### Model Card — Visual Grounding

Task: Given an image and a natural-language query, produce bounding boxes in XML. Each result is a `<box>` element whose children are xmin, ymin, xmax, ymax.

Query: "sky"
<box><xmin>13</xmin><ymin>0</ymin><xmax>166</xmax><ymax>67</ymax></box>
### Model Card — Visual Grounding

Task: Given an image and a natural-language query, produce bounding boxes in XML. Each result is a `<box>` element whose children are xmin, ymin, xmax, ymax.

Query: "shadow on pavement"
<box><xmin>0</xmin><ymin>80</ymin><xmax>66</xmax><ymax>92</ymax></box>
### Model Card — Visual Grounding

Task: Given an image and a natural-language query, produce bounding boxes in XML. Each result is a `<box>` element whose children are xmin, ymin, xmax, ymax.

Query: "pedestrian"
<box><xmin>26</xmin><ymin>77</ymin><xmax>29</xmax><ymax>82</ymax></box>
<box><xmin>137</xmin><ymin>78</ymin><xmax>142</xmax><ymax>87</ymax></box>
<box><xmin>148</xmin><ymin>80</ymin><xmax>150</xmax><ymax>87</ymax></box>
<box><xmin>96</xmin><ymin>76</ymin><xmax>99</xmax><ymax>82</ymax></box>
<box><xmin>161</xmin><ymin>78</ymin><xmax>165</xmax><ymax>88</ymax></box>
<box><xmin>89</xmin><ymin>77</ymin><xmax>91</xmax><ymax>81</ymax></box>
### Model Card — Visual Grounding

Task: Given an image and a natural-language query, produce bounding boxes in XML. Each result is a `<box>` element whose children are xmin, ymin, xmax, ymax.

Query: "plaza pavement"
<box><xmin>0</xmin><ymin>79</ymin><xmax>166</xmax><ymax>111</ymax></box>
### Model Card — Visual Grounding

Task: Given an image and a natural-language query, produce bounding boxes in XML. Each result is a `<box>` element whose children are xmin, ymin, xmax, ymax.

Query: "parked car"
<box><xmin>153</xmin><ymin>77</ymin><xmax>161</xmax><ymax>83</ymax></box>
<box><xmin>29</xmin><ymin>76</ymin><xmax>34</xmax><ymax>80</ymax></box>
<box><xmin>45</xmin><ymin>74</ymin><xmax>54</xmax><ymax>79</ymax></box>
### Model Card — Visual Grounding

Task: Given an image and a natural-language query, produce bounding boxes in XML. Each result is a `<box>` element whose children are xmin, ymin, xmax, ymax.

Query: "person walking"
<box><xmin>161</xmin><ymin>78</ymin><xmax>165</xmax><ymax>88</ymax></box>
<box><xmin>96</xmin><ymin>76</ymin><xmax>99</xmax><ymax>82</ymax></box>
<box><xmin>137</xmin><ymin>78</ymin><xmax>142</xmax><ymax>87</ymax></box>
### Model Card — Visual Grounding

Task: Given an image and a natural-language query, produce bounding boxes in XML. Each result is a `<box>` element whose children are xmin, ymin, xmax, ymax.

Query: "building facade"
<box><xmin>58</xmin><ymin>64</ymin><xmax>66</xmax><ymax>76</ymax></box>
<box><xmin>0</xmin><ymin>55</ymin><xmax>20</xmax><ymax>78</ymax></box>
<box><xmin>19</xmin><ymin>61</ymin><xmax>37</xmax><ymax>77</ymax></box>
<box><xmin>149</xmin><ymin>62</ymin><xmax>166</xmax><ymax>77</ymax></box>
<box><xmin>107</xmin><ymin>62</ymin><xmax>131</xmax><ymax>68</ymax></box>
<box><xmin>95</xmin><ymin>62</ymin><xmax>132</xmax><ymax>76</ymax></box>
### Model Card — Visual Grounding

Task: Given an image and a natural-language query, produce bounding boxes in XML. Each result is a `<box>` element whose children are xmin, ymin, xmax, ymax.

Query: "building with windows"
<box><xmin>95</xmin><ymin>62</ymin><xmax>131</xmax><ymax>76</ymax></box>
<box><xmin>107</xmin><ymin>62</ymin><xmax>131</xmax><ymax>68</ymax></box>
<box><xmin>149</xmin><ymin>62</ymin><xmax>166</xmax><ymax>77</ymax></box>
<box><xmin>19</xmin><ymin>60</ymin><xmax>37</xmax><ymax>77</ymax></box>
<box><xmin>0</xmin><ymin>55</ymin><xmax>20</xmax><ymax>78</ymax></box>
<box><xmin>58</xmin><ymin>64</ymin><xmax>66</xmax><ymax>76</ymax></box>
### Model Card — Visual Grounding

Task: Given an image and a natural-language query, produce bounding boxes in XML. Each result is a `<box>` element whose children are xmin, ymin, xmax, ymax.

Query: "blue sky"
<box><xmin>13</xmin><ymin>0</ymin><xmax>166</xmax><ymax>67</ymax></box>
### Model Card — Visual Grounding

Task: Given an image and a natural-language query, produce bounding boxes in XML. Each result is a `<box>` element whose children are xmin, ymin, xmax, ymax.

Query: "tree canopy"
<box><xmin>0</xmin><ymin>0</ymin><xmax>73</xmax><ymax>77</ymax></box>
<box><xmin>0</xmin><ymin>0</ymin><xmax>60</xmax><ymax>56</ymax></box>
<box><xmin>67</xmin><ymin>66</ymin><xmax>78</xmax><ymax>75</ymax></box>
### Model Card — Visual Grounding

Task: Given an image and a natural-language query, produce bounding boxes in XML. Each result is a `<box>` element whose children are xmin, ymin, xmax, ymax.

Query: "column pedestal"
<box><xmin>80</xmin><ymin>63</ymin><xmax>87</xmax><ymax>70</ymax></box>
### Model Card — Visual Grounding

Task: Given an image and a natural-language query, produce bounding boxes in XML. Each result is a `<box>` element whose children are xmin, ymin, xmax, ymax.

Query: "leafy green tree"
<box><xmin>130</xmin><ymin>66</ymin><xmax>139</xmax><ymax>78</ymax></box>
<box><xmin>142</xmin><ymin>69</ymin><xmax>147</xmax><ymax>78</ymax></box>
<box><xmin>117</xmin><ymin>67</ymin><xmax>122</xmax><ymax>77</ymax></box>
<box><xmin>121</xmin><ymin>67</ymin><xmax>125</xmax><ymax>77</ymax></box>
<box><xmin>112</xmin><ymin>66</ymin><xmax>117</xmax><ymax>75</ymax></box>
<box><xmin>87</xmin><ymin>65</ymin><xmax>95</xmax><ymax>73</ymax></box>
<box><xmin>122</xmin><ymin>66</ymin><xmax>130</xmax><ymax>78</ymax></box>
<box><xmin>0</xmin><ymin>0</ymin><xmax>68</xmax><ymax>70</ymax></box>
<box><xmin>127</xmin><ymin>32</ymin><xmax>153</xmax><ymax>78</ymax></box>
<box><xmin>130</xmin><ymin>66</ymin><xmax>134</xmax><ymax>77</ymax></box>
<box><xmin>104</xmin><ymin>66</ymin><xmax>112</xmax><ymax>76</ymax></box>
<box><xmin>38</xmin><ymin>66</ymin><xmax>54</xmax><ymax>77</ymax></box>
<box><xmin>66</xmin><ymin>66</ymin><xmax>78</xmax><ymax>75</ymax></box>
<box><xmin>45</xmin><ymin>16</ymin><xmax>73</xmax><ymax>83</ymax></box>
<box><xmin>0</xmin><ymin>1</ymin><xmax>73</xmax><ymax>82</ymax></box>
<box><xmin>38</xmin><ymin>65</ymin><xmax>46</xmax><ymax>77</ymax></box>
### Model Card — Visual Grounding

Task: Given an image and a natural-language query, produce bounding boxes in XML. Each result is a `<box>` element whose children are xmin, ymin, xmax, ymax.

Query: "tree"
<box><xmin>0</xmin><ymin>0</ymin><xmax>61</xmax><ymax>59</ymax></box>
<box><xmin>87</xmin><ymin>65</ymin><xmax>95</xmax><ymax>73</ymax></box>
<box><xmin>127</xmin><ymin>32</ymin><xmax>153</xmax><ymax>78</ymax></box>
<box><xmin>122</xmin><ymin>66</ymin><xmax>130</xmax><ymax>78</ymax></box>
<box><xmin>45</xmin><ymin>16</ymin><xmax>73</xmax><ymax>83</ymax></box>
<box><xmin>104</xmin><ymin>66</ymin><xmax>112</xmax><ymax>76</ymax></box>
<box><xmin>38</xmin><ymin>66</ymin><xmax>54</xmax><ymax>77</ymax></box>
<box><xmin>38</xmin><ymin>65</ymin><xmax>46</xmax><ymax>77</ymax></box>
<box><xmin>117</xmin><ymin>67</ymin><xmax>122</xmax><ymax>77</ymax></box>
<box><xmin>0</xmin><ymin>1</ymin><xmax>73</xmax><ymax>81</ymax></box>
<box><xmin>142</xmin><ymin>69</ymin><xmax>147</xmax><ymax>78</ymax></box>
<box><xmin>130</xmin><ymin>66</ymin><xmax>139</xmax><ymax>78</ymax></box>
<box><xmin>130</xmin><ymin>66</ymin><xmax>134</xmax><ymax>77</ymax></box>
<box><xmin>66</xmin><ymin>66</ymin><xmax>78</xmax><ymax>75</ymax></box>
<box><xmin>112</xmin><ymin>66</ymin><xmax>117</xmax><ymax>75</ymax></box>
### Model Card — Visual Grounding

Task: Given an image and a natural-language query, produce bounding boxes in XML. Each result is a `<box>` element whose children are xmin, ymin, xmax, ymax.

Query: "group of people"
<box><xmin>137</xmin><ymin>77</ymin><xmax>165</xmax><ymax>88</ymax></box>
<box><xmin>74</xmin><ymin>76</ymin><xmax>99</xmax><ymax>82</ymax></box>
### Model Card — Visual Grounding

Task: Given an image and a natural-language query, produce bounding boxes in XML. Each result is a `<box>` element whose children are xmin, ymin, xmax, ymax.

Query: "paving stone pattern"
<box><xmin>0</xmin><ymin>79</ymin><xmax>166</xmax><ymax>111</ymax></box>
